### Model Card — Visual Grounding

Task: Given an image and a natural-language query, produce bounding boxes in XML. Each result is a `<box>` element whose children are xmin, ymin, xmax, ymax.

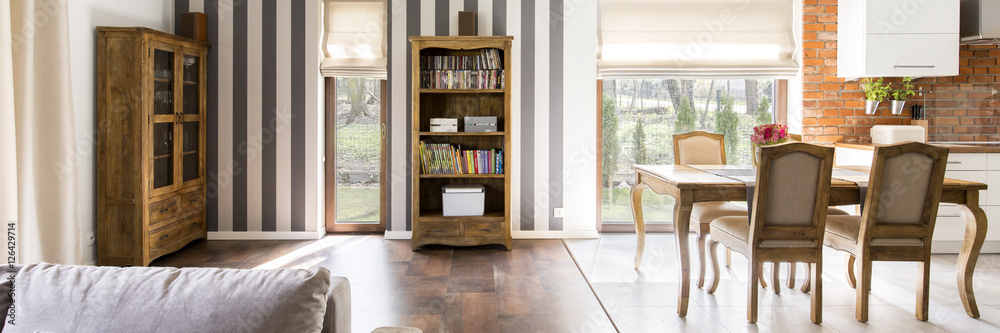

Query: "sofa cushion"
<box><xmin>3</xmin><ymin>263</ymin><xmax>331</xmax><ymax>333</ymax></box>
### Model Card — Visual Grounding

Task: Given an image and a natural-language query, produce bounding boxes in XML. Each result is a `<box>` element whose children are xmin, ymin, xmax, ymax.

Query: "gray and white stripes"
<box><xmin>179</xmin><ymin>0</ymin><xmax>320</xmax><ymax>234</ymax></box>
<box><xmin>179</xmin><ymin>0</ymin><xmax>596</xmax><ymax>235</ymax></box>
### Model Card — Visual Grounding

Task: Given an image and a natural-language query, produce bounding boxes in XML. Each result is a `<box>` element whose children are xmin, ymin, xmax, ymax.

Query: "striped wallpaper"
<box><xmin>176</xmin><ymin>0</ymin><xmax>322</xmax><ymax>235</ymax></box>
<box><xmin>178</xmin><ymin>0</ymin><xmax>596</xmax><ymax>236</ymax></box>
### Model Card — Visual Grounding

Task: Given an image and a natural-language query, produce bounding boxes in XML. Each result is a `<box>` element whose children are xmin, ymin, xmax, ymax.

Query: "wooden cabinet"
<box><xmin>837</xmin><ymin>0</ymin><xmax>959</xmax><ymax>78</ymax></box>
<box><xmin>97</xmin><ymin>27</ymin><xmax>209</xmax><ymax>266</ymax></box>
<box><xmin>409</xmin><ymin>36</ymin><xmax>513</xmax><ymax>251</ymax></box>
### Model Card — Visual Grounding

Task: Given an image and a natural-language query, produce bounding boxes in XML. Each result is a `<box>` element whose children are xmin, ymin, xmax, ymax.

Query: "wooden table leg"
<box><xmin>674</xmin><ymin>197</ymin><xmax>694</xmax><ymax>316</ymax></box>
<box><xmin>631</xmin><ymin>182</ymin><xmax>648</xmax><ymax>269</ymax></box>
<box><xmin>956</xmin><ymin>200</ymin><xmax>987</xmax><ymax>319</ymax></box>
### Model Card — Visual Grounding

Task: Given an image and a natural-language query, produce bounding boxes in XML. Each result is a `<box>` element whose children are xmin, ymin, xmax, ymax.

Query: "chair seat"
<box><xmin>825</xmin><ymin>215</ymin><xmax>925</xmax><ymax>246</ymax></box>
<box><xmin>692</xmin><ymin>201</ymin><xmax>747</xmax><ymax>226</ymax></box>
<box><xmin>710</xmin><ymin>216</ymin><xmax>815</xmax><ymax>249</ymax></box>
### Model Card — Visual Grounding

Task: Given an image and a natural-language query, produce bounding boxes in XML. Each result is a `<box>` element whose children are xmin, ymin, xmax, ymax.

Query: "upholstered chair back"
<box><xmin>673</xmin><ymin>131</ymin><xmax>726</xmax><ymax>165</ymax></box>
<box><xmin>861</xmin><ymin>143</ymin><xmax>948</xmax><ymax>246</ymax></box>
<box><xmin>751</xmin><ymin>143</ymin><xmax>834</xmax><ymax>245</ymax></box>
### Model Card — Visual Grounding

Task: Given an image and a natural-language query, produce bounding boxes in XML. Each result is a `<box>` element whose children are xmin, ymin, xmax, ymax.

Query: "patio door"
<box><xmin>325</xmin><ymin>77</ymin><xmax>387</xmax><ymax>232</ymax></box>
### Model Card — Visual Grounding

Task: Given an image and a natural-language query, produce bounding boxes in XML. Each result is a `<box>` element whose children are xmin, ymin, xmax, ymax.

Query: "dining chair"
<box><xmin>673</xmin><ymin>131</ymin><xmax>747</xmax><ymax>288</ymax></box>
<box><xmin>823</xmin><ymin>142</ymin><xmax>948</xmax><ymax>322</ymax></box>
<box><xmin>707</xmin><ymin>142</ymin><xmax>834</xmax><ymax>324</ymax></box>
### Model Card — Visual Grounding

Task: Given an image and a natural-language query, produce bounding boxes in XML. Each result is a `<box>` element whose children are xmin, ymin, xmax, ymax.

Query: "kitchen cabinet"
<box><xmin>835</xmin><ymin>144</ymin><xmax>1000</xmax><ymax>253</ymax></box>
<box><xmin>838</xmin><ymin>0</ymin><xmax>960</xmax><ymax>78</ymax></box>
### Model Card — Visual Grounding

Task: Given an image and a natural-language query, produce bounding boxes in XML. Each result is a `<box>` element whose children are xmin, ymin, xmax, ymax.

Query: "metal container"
<box><xmin>865</xmin><ymin>100</ymin><xmax>880</xmax><ymax>115</ymax></box>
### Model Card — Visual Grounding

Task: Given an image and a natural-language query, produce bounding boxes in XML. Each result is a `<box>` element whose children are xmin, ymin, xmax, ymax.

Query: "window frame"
<box><xmin>595</xmin><ymin>78</ymin><xmax>790</xmax><ymax>233</ymax></box>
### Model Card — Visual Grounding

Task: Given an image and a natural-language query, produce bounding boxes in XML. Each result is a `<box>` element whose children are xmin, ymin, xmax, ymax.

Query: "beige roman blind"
<box><xmin>598</xmin><ymin>0</ymin><xmax>800</xmax><ymax>78</ymax></box>
<box><xmin>321</xmin><ymin>0</ymin><xmax>387</xmax><ymax>78</ymax></box>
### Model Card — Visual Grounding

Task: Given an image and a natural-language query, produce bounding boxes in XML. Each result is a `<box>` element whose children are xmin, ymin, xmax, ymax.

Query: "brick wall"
<box><xmin>801</xmin><ymin>0</ymin><xmax>1000</xmax><ymax>143</ymax></box>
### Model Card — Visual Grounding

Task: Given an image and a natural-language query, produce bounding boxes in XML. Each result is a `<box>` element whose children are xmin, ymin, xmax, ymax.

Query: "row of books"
<box><xmin>419</xmin><ymin>142</ymin><xmax>504</xmax><ymax>175</ymax></box>
<box><xmin>419</xmin><ymin>69</ymin><xmax>505</xmax><ymax>90</ymax></box>
<box><xmin>420</xmin><ymin>48</ymin><xmax>502</xmax><ymax>70</ymax></box>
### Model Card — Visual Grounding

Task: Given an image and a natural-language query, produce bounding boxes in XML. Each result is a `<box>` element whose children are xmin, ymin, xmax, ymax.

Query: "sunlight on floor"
<box><xmin>254</xmin><ymin>235</ymin><xmax>370</xmax><ymax>270</ymax></box>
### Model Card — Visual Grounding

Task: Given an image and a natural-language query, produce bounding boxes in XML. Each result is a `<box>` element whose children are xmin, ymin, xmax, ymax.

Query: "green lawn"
<box><xmin>601</xmin><ymin>187</ymin><xmax>675</xmax><ymax>223</ymax></box>
<box><xmin>335</xmin><ymin>186</ymin><xmax>380</xmax><ymax>223</ymax></box>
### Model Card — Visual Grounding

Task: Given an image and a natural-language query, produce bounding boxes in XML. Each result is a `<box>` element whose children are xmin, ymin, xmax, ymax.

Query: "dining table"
<box><xmin>629</xmin><ymin>164</ymin><xmax>989</xmax><ymax>318</ymax></box>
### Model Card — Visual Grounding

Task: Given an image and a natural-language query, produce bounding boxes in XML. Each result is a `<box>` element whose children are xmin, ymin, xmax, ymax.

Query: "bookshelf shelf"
<box><xmin>419</xmin><ymin>89</ymin><xmax>504</xmax><ymax>94</ymax></box>
<box><xmin>410</xmin><ymin>36</ymin><xmax>513</xmax><ymax>251</ymax></box>
<box><xmin>419</xmin><ymin>174</ymin><xmax>504</xmax><ymax>179</ymax></box>
<box><xmin>418</xmin><ymin>132</ymin><xmax>504</xmax><ymax>136</ymax></box>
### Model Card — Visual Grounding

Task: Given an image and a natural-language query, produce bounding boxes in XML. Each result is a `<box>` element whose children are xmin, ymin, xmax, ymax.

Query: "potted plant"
<box><xmin>750</xmin><ymin>124</ymin><xmax>789</xmax><ymax>166</ymax></box>
<box><xmin>890</xmin><ymin>77</ymin><xmax>915</xmax><ymax>115</ymax></box>
<box><xmin>861</xmin><ymin>77</ymin><xmax>891</xmax><ymax>115</ymax></box>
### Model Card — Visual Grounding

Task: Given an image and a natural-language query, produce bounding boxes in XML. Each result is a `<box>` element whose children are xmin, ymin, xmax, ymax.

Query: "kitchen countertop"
<box><xmin>835</xmin><ymin>142</ymin><xmax>1000</xmax><ymax>153</ymax></box>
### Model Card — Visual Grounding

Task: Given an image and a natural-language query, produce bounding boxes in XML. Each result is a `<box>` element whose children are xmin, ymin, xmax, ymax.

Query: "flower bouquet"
<box><xmin>751</xmin><ymin>124</ymin><xmax>789</xmax><ymax>166</ymax></box>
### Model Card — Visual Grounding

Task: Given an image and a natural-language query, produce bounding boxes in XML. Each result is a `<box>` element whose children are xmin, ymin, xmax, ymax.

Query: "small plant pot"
<box><xmin>865</xmin><ymin>100</ymin><xmax>880</xmax><ymax>115</ymax></box>
<box><xmin>890</xmin><ymin>100</ymin><xmax>906</xmax><ymax>115</ymax></box>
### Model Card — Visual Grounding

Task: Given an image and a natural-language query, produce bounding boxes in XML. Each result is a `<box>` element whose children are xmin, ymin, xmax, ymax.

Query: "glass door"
<box><xmin>179</xmin><ymin>52</ymin><xmax>204</xmax><ymax>188</ymax></box>
<box><xmin>150</xmin><ymin>45</ymin><xmax>179</xmax><ymax>197</ymax></box>
<box><xmin>325</xmin><ymin>77</ymin><xmax>387</xmax><ymax>232</ymax></box>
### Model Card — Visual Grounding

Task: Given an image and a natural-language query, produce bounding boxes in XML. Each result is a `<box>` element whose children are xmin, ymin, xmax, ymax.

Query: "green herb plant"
<box><xmin>892</xmin><ymin>77</ymin><xmax>915</xmax><ymax>101</ymax></box>
<box><xmin>862</xmin><ymin>77</ymin><xmax>891</xmax><ymax>102</ymax></box>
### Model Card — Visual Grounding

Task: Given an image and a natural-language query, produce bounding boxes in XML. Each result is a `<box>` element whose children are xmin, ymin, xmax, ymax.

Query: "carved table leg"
<box><xmin>630</xmin><ymin>182</ymin><xmax>648</xmax><ymax>270</ymax></box>
<box><xmin>956</xmin><ymin>200</ymin><xmax>987</xmax><ymax>318</ymax></box>
<box><xmin>674</xmin><ymin>198</ymin><xmax>694</xmax><ymax>316</ymax></box>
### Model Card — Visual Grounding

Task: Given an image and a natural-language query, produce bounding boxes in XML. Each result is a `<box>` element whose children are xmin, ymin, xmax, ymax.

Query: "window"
<box><xmin>599</xmin><ymin>78</ymin><xmax>783</xmax><ymax>226</ymax></box>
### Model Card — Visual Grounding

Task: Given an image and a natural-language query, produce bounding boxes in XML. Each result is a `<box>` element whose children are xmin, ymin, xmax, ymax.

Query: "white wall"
<box><xmin>67</xmin><ymin>0</ymin><xmax>174</xmax><ymax>265</ymax></box>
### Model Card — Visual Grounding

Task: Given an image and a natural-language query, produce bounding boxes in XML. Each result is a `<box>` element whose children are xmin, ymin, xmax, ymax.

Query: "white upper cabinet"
<box><xmin>838</xmin><ymin>0</ymin><xmax>960</xmax><ymax>78</ymax></box>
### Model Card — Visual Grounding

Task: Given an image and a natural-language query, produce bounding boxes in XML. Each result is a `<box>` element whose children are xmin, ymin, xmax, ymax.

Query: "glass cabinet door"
<box><xmin>150</xmin><ymin>46</ymin><xmax>178</xmax><ymax>193</ymax></box>
<box><xmin>181</xmin><ymin>121</ymin><xmax>200</xmax><ymax>182</ymax></box>
<box><xmin>178</xmin><ymin>51</ymin><xmax>203</xmax><ymax>187</ymax></box>
<box><xmin>182</xmin><ymin>55</ymin><xmax>200</xmax><ymax>115</ymax></box>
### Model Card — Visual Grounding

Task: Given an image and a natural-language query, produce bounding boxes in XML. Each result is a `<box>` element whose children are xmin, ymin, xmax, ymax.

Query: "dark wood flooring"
<box><xmin>152</xmin><ymin>235</ymin><xmax>618</xmax><ymax>333</ymax></box>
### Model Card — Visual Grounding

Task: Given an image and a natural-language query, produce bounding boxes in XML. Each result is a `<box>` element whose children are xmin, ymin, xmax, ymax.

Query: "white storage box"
<box><xmin>871</xmin><ymin>125</ymin><xmax>926</xmax><ymax>144</ymax></box>
<box><xmin>430</xmin><ymin>118</ymin><xmax>458</xmax><ymax>132</ymax></box>
<box><xmin>442</xmin><ymin>184</ymin><xmax>485</xmax><ymax>216</ymax></box>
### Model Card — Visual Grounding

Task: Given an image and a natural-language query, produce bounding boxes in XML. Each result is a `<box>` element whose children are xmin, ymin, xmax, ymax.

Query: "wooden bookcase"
<box><xmin>97</xmin><ymin>27</ymin><xmax>209</xmax><ymax>266</ymax></box>
<box><xmin>409</xmin><ymin>36</ymin><xmax>513</xmax><ymax>251</ymax></box>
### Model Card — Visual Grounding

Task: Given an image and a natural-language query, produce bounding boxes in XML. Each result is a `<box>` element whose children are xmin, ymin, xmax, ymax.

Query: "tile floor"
<box><xmin>565</xmin><ymin>233</ymin><xmax>1000</xmax><ymax>332</ymax></box>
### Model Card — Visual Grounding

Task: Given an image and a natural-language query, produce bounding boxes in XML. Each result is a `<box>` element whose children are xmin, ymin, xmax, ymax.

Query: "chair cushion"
<box><xmin>6</xmin><ymin>263</ymin><xmax>331</xmax><ymax>333</ymax></box>
<box><xmin>677</xmin><ymin>136</ymin><xmax>724</xmax><ymax>165</ymax></box>
<box><xmin>692</xmin><ymin>201</ymin><xmax>747</xmax><ymax>225</ymax></box>
<box><xmin>824</xmin><ymin>215</ymin><xmax>925</xmax><ymax>246</ymax></box>
<box><xmin>710</xmin><ymin>216</ymin><xmax>814</xmax><ymax>248</ymax></box>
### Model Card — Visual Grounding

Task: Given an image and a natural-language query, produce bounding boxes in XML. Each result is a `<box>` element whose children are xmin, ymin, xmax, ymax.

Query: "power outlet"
<box><xmin>86</xmin><ymin>232</ymin><xmax>96</xmax><ymax>247</ymax></box>
<box><xmin>553</xmin><ymin>208</ymin><xmax>565</xmax><ymax>218</ymax></box>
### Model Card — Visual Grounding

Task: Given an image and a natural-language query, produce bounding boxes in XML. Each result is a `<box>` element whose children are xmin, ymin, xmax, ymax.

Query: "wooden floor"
<box><xmin>153</xmin><ymin>235</ymin><xmax>617</xmax><ymax>333</ymax></box>
<box><xmin>154</xmin><ymin>233</ymin><xmax>1000</xmax><ymax>332</ymax></box>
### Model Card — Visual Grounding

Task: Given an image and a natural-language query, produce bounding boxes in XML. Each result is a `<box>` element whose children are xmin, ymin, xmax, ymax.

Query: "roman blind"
<box><xmin>598</xmin><ymin>0</ymin><xmax>799</xmax><ymax>78</ymax></box>
<box><xmin>321</xmin><ymin>0</ymin><xmax>387</xmax><ymax>78</ymax></box>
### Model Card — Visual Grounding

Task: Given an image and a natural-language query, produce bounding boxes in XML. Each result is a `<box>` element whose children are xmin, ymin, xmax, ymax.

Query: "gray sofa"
<box><xmin>0</xmin><ymin>263</ymin><xmax>351</xmax><ymax>333</ymax></box>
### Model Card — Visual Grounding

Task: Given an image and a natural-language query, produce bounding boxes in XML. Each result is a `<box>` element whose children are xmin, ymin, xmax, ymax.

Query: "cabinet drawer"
<box><xmin>178</xmin><ymin>190</ymin><xmax>206</xmax><ymax>212</ymax></box>
<box><xmin>418</xmin><ymin>223</ymin><xmax>460</xmax><ymax>238</ymax></box>
<box><xmin>149</xmin><ymin>215</ymin><xmax>204</xmax><ymax>258</ymax></box>
<box><xmin>148</xmin><ymin>197</ymin><xmax>179</xmax><ymax>229</ymax></box>
<box><xmin>864</xmin><ymin>33</ymin><xmax>959</xmax><ymax>77</ymax></box>
<box><xmin>946</xmin><ymin>153</ymin><xmax>988</xmax><ymax>171</ymax></box>
<box><xmin>464</xmin><ymin>222</ymin><xmax>503</xmax><ymax>237</ymax></box>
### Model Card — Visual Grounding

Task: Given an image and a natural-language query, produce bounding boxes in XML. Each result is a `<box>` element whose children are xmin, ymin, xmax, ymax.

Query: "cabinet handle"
<box><xmin>477</xmin><ymin>228</ymin><xmax>491</xmax><ymax>232</ymax></box>
<box><xmin>159</xmin><ymin>208</ymin><xmax>170</xmax><ymax>214</ymax></box>
<box><xmin>431</xmin><ymin>229</ymin><xmax>446</xmax><ymax>233</ymax></box>
<box><xmin>894</xmin><ymin>65</ymin><xmax>935</xmax><ymax>69</ymax></box>
<box><xmin>189</xmin><ymin>198</ymin><xmax>199</xmax><ymax>203</ymax></box>
<box><xmin>940</xmin><ymin>214</ymin><xmax>962</xmax><ymax>218</ymax></box>
<box><xmin>159</xmin><ymin>234</ymin><xmax>170</xmax><ymax>240</ymax></box>
<box><xmin>948</xmin><ymin>161</ymin><xmax>962</xmax><ymax>165</ymax></box>
<box><xmin>190</xmin><ymin>222</ymin><xmax>199</xmax><ymax>227</ymax></box>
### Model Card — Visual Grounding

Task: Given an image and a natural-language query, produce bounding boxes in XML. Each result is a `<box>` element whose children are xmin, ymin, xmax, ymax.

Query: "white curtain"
<box><xmin>598</xmin><ymin>0</ymin><xmax>800</xmax><ymax>78</ymax></box>
<box><xmin>1</xmin><ymin>0</ymin><xmax>82</xmax><ymax>265</ymax></box>
<box><xmin>320</xmin><ymin>0</ymin><xmax>387</xmax><ymax>78</ymax></box>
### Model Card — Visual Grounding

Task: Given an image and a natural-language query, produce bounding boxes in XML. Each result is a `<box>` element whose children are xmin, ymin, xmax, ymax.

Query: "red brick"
<box><xmin>819</xmin><ymin>100</ymin><xmax>844</xmax><ymax>108</ymax></box>
<box><xmin>818</xmin><ymin>118</ymin><xmax>844</xmax><ymax>126</ymax></box>
<box><xmin>934</xmin><ymin>117</ymin><xmax>960</xmax><ymax>126</ymax></box>
<box><xmin>818</xmin><ymin>15</ymin><xmax>838</xmax><ymax>23</ymax></box>
<box><xmin>815</xmin><ymin>135</ymin><xmax>844</xmax><ymax>143</ymax></box>
<box><xmin>971</xmin><ymin>58</ymin><xmax>995</xmax><ymax>67</ymax></box>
